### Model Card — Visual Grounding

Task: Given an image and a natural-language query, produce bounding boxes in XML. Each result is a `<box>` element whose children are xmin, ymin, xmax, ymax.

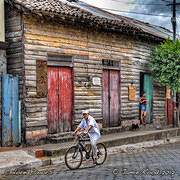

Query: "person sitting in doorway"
<box><xmin>139</xmin><ymin>91</ymin><xmax>147</xmax><ymax>125</ymax></box>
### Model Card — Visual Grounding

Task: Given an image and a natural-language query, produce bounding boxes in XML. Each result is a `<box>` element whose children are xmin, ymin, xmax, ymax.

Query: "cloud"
<box><xmin>81</xmin><ymin>0</ymin><xmax>136</xmax><ymax>11</ymax></box>
<box><xmin>133</xmin><ymin>0</ymin><xmax>170</xmax><ymax>14</ymax></box>
<box><xmin>130</xmin><ymin>0</ymin><xmax>180</xmax><ymax>32</ymax></box>
<box><xmin>81</xmin><ymin>0</ymin><xmax>180</xmax><ymax>33</ymax></box>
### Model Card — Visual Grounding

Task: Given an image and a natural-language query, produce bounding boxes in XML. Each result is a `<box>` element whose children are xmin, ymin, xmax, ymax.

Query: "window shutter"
<box><xmin>36</xmin><ymin>60</ymin><xmax>47</xmax><ymax>97</ymax></box>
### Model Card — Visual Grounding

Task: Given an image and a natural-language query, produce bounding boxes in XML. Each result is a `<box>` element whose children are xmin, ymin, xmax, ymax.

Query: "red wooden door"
<box><xmin>48</xmin><ymin>67</ymin><xmax>59</xmax><ymax>133</ymax></box>
<box><xmin>110</xmin><ymin>70</ymin><xmax>120</xmax><ymax>126</ymax></box>
<box><xmin>167</xmin><ymin>99</ymin><xmax>173</xmax><ymax>125</ymax></box>
<box><xmin>103</xmin><ymin>70</ymin><xmax>120</xmax><ymax>127</ymax></box>
<box><xmin>59</xmin><ymin>67</ymin><xmax>72</xmax><ymax>132</ymax></box>
<box><xmin>102</xmin><ymin>70</ymin><xmax>109</xmax><ymax>127</ymax></box>
<box><xmin>48</xmin><ymin>67</ymin><xmax>72</xmax><ymax>133</ymax></box>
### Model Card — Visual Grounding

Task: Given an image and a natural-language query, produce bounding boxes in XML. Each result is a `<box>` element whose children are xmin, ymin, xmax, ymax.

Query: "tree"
<box><xmin>150</xmin><ymin>38</ymin><xmax>180</xmax><ymax>92</ymax></box>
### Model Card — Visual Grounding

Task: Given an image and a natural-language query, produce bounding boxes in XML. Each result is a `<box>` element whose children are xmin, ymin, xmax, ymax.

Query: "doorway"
<box><xmin>48</xmin><ymin>67</ymin><xmax>73</xmax><ymax>133</ymax></box>
<box><xmin>102</xmin><ymin>70</ymin><xmax>120</xmax><ymax>127</ymax></box>
<box><xmin>140</xmin><ymin>73</ymin><xmax>153</xmax><ymax>123</ymax></box>
<box><xmin>2</xmin><ymin>74</ymin><xmax>20</xmax><ymax>146</ymax></box>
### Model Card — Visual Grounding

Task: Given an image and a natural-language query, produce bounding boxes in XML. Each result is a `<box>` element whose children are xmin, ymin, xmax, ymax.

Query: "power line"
<box><xmin>111</xmin><ymin>0</ymin><xmax>168</xmax><ymax>6</ymax></box>
<box><xmin>101</xmin><ymin>8</ymin><xmax>172</xmax><ymax>17</ymax></box>
<box><xmin>162</xmin><ymin>0</ymin><xmax>172</xmax><ymax>3</ymax></box>
<box><xmin>176</xmin><ymin>17</ymin><xmax>180</xmax><ymax>34</ymax></box>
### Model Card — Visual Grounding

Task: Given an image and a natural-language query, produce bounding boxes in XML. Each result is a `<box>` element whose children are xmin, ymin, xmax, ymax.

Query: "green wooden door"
<box><xmin>143</xmin><ymin>74</ymin><xmax>153</xmax><ymax>123</ymax></box>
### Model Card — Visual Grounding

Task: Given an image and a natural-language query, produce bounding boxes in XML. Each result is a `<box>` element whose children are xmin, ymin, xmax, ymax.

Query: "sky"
<box><xmin>81</xmin><ymin>0</ymin><xmax>180</xmax><ymax>34</ymax></box>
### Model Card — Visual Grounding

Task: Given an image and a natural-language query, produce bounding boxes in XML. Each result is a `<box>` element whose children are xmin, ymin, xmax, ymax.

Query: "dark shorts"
<box><xmin>141</xmin><ymin>105</ymin><xmax>146</xmax><ymax>111</ymax></box>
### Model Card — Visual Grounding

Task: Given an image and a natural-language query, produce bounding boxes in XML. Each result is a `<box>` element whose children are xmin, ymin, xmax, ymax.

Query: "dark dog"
<box><xmin>131</xmin><ymin>123</ymin><xmax>139</xmax><ymax>131</ymax></box>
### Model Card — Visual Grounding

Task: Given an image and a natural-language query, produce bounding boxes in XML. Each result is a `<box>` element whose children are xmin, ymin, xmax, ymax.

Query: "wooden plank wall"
<box><xmin>73</xmin><ymin>55</ymin><xmax>102</xmax><ymax>125</ymax></box>
<box><xmin>5</xmin><ymin>6</ymin><xmax>24</xmax><ymax>96</ymax></box>
<box><xmin>22</xmin><ymin>14</ymin><xmax>167</xmax><ymax>133</ymax></box>
<box><xmin>153</xmin><ymin>82</ymin><xmax>166</xmax><ymax>125</ymax></box>
<box><xmin>0</xmin><ymin>49</ymin><xmax>7</xmax><ymax>145</ymax></box>
<box><xmin>5</xmin><ymin>6</ymin><xmax>26</xmax><ymax>142</ymax></box>
<box><xmin>23</xmin><ymin>15</ymin><xmax>104</xmax><ymax>130</ymax></box>
<box><xmin>120</xmin><ymin>41</ymin><xmax>151</xmax><ymax>123</ymax></box>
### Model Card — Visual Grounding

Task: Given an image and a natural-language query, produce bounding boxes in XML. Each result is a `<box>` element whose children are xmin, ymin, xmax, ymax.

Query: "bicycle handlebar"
<box><xmin>76</xmin><ymin>133</ymin><xmax>90</xmax><ymax>141</ymax></box>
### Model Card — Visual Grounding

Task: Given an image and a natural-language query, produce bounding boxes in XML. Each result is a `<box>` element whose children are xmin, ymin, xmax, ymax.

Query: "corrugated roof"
<box><xmin>5</xmin><ymin>0</ymin><xmax>173</xmax><ymax>41</ymax></box>
<box><xmin>66</xmin><ymin>1</ymin><xmax>172</xmax><ymax>40</ymax></box>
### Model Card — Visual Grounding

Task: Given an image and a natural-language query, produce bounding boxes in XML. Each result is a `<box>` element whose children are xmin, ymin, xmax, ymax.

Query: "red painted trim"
<box><xmin>173</xmin><ymin>101</ymin><xmax>177</xmax><ymax>108</ymax></box>
<box><xmin>71</xmin><ymin>68</ymin><xmax>74</xmax><ymax>130</ymax></box>
<box><xmin>167</xmin><ymin>99</ymin><xmax>173</xmax><ymax>125</ymax></box>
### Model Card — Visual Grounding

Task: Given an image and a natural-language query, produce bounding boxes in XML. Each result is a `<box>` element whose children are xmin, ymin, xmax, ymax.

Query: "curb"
<box><xmin>49</xmin><ymin>136</ymin><xmax>180</xmax><ymax>166</ymax></box>
<box><xmin>0</xmin><ymin>128</ymin><xmax>180</xmax><ymax>175</ymax></box>
<box><xmin>1</xmin><ymin>137</ymin><xmax>179</xmax><ymax>176</ymax></box>
<box><xmin>41</xmin><ymin>128</ymin><xmax>180</xmax><ymax>157</ymax></box>
<box><xmin>107</xmin><ymin>136</ymin><xmax>180</xmax><ymax>154</ymax></box>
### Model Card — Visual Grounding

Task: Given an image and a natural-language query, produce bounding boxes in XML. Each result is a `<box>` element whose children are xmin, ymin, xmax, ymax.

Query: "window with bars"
<box><xmin>102</xmin><ymin>59</ymin><xmax>120</xmax><ymax>69</ymax></box>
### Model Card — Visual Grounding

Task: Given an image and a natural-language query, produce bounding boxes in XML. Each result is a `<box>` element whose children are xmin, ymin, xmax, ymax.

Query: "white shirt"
<box><xmin>78</xmin><ymin>115</ymin><xmax>101</xmax><ymax>143</ymax></box>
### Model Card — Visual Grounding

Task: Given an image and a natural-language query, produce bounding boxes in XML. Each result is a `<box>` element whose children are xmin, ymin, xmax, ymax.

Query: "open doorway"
<box><xmin>140</xmin><ymin>72</ymin><xmax>153</xmax><ymax>123</ymax></box>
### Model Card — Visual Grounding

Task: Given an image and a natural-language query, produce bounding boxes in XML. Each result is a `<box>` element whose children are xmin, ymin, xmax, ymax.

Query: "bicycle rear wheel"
<box><xmin>65</xmin><ymin>146</ymin><xmax>83</xmax><ymax>170</ymax></box>
<box><xmin>96</xmin><ymin>143</ymin><xmax>107</xmax><ymax>165</ymax></box>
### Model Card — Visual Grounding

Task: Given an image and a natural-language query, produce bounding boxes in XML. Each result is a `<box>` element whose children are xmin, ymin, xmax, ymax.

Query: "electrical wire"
<box><xmin>112</xmin><ymin>0</ymin><xmax>180</xmax><ymax>5</ymax></box>
<box><xmin>101</xmin><ymin>8</ymin><xmax>172</xmax><ymax>17</ymax></box>
<box><xmin>176</xmin><ymin>17</ymin><xmax>180</xmax><ymax>34</ymax></box>
<box><xmin>111</xmin><ymin>0</ymin><xmax>168</xmax><ymax>6</ymax></box>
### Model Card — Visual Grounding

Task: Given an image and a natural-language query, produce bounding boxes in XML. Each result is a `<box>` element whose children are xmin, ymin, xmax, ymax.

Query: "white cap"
<box><xmin>82</xmin><ymin>110</ymin><xmax>89</xmax><ymax>114</ymax></box>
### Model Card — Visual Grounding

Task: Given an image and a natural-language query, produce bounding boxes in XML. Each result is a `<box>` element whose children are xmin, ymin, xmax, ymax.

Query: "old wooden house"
<box><xmin>4</xmin><ymin>0</ymin><xmax>174</xmax><ymax>145</ymax></box>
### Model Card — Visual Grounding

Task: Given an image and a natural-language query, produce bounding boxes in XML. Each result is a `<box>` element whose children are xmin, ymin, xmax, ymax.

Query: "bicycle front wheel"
<box><xmin>65</xmin><ymin>146</ymin><xmax>83</xmax><ymax>170</ymax></box>
<box><xmin>96</xmin><ymin>143</ymin><xmax>107</xmax><ymax>165</ymax></box>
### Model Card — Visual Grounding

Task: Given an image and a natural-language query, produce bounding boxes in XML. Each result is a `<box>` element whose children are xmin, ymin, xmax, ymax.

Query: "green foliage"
<box><xmin>150</xmin><ymin>38</ymin><xmax>180</xmax><ymax>92</ymax></box>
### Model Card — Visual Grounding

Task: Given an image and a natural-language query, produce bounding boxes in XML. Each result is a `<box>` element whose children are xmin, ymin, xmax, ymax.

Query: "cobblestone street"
<box><xmin>2</xmin><ymin>142</ymin><xmax>180</xmax><ymax>180</ymax></box>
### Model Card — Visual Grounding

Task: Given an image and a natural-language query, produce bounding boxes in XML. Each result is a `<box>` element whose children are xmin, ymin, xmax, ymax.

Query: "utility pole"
<box><xmin>172</xmin><ymin>0</ymin><xmax>176</xmax><ymax>41</ymax></box>
<box><xmin>167</xmin><ymin>0</ymin><xmax>178</xmax><ymax>127</ymax></box>
<box><xmin>171</xmin><ymin>0</ymin><xmax>177</xmax><ymax>127</ymax></box>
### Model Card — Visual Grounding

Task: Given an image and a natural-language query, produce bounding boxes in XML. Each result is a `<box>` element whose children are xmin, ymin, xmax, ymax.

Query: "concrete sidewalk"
<box><xmin>0</xmin><ymin>127</ymin><xmax>180</xmax><ymax>175</ymax></box>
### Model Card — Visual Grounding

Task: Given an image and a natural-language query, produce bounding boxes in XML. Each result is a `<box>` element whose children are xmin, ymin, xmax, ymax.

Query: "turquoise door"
<box><xmin>143</xmin><ymin>74</ymin><xmax>153</xmax><ymax>123</ymax></box>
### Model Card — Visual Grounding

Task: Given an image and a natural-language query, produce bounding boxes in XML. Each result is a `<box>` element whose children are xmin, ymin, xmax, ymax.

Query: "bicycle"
<box><xmin>65</xmin><ymin>133</ymin><xmax>107</xmax><ymax>170</ymax></box>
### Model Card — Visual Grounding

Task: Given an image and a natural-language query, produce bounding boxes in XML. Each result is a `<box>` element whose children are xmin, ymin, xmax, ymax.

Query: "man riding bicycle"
<box><xmin>72</xmin><ymin>110</ymin><xmax>101</xmax><ymax>164</ymax></box>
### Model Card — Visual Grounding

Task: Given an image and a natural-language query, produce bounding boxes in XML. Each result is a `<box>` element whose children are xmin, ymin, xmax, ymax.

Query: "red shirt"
<box><xmin>140</xmin><ymin>97</ymin><xmax>146</xmax><ymax>106</ymax></box>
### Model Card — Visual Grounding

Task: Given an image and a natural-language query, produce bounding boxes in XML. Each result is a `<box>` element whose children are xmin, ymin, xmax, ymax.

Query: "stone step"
<box><xmin>45</xmin><ymin>124</ymin><xmax>173</xmax><ymax>144</ymax></box>
<box><xmin>47</xmin><ymin>132</ymin><xmax>72</xmax><ymax>139</ymax></box>
<box><xmin>47</xmin><ymin>135</ymin><xmax>74</xmax><ymax>144</ymax></box>
<box><xmin>37</xmin><ymin>127</ymin><xmax>180</xmax><ymax>157</ymax></box>
<box><xmin>46</xmin><ymin>127</ymin><xmax>124</xmax><ymax>144</ymax></box>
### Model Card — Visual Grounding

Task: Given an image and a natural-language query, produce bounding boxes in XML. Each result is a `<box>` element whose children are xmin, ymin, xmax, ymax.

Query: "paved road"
<box><xmin>2</xmin><ymin>142</ymin><xmax>180</xmax><ymax>180</ymax></box>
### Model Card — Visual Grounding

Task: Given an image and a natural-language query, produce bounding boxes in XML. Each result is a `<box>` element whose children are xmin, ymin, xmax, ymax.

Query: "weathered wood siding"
<box><xmin>153</xmin><ymin>82</ymin><xmax>166</xmax><ymax>125</ymax></box>
<box><xmin>5</xmin><ymin>5</ymin><xmax>26</xmax><ymax>142</ymax></box>
<box><xmin>120</xmin><ymin>42</ymin><xmax>152</xmax><ymax>125</ymax></box>
<box><xmin>22</xmin><ymin>14</ymin><xmax>167</xmax><ymax>139</ymax></box>
<box><xmin>0</xmin><ymin>49</ymin><xmax>7</xmax><ymax>146</ymax></box>
<box><xmin>5</xmin><ymin>6</ymin><xmax>24</xmax><ymax>95</ymax></box>
<box><xmin>23</xmin><ymin>15</ymin><xmax>104</xmax><ymax>132</ymax></box>
<box><xmin>119</xmin><ymin>41</ymin><xmax>167</xmax><ymax>126</ymax></box>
